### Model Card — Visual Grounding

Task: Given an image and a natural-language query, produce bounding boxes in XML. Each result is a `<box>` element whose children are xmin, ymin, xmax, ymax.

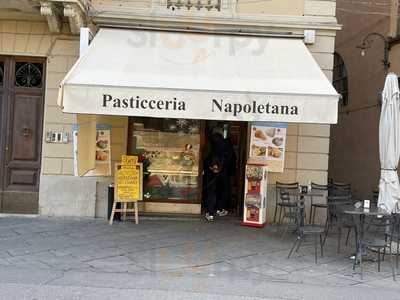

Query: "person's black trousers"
<box><xmin>205</xmin><ymin>173</ymin><xmax>218</xmax><ymax>216</ymax></box>
<box><xmin>216</xmin><ymin>172</ymin><xmax>230</xmax><ymax>211</ymax></box>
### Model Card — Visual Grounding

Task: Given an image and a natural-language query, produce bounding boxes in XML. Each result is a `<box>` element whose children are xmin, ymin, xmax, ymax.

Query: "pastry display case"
<box><xmin>128</xmin><ymin>118</ymin><xmax>201</xmax><ymax>202</ymax></box>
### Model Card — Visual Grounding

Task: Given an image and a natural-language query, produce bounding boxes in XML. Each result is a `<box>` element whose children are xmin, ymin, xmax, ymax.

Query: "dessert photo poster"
<box><xmin>90</xmin><ymin>124</ymin><xmax>112</xmax><ymax>176</ymax></box>
<box><xmin>248</xmin><ymin>122</ymin><xmax>287</xmax><ymax>172</ymax></box>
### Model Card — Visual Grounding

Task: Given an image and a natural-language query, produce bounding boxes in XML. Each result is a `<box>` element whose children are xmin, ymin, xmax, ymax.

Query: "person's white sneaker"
<box><xmin>205</xmin><ymin>213</ymin><xmax>214</xmax><ymax>222</ymax></box>
<box><xmin>216</xmin><ymin>209</ymin><xmax>228</xmax><ymax>217</ymax></box>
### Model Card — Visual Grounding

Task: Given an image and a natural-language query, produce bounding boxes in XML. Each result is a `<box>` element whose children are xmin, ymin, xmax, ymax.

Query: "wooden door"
<box><xmin>0</xmin><ymin>57</ymin><xmax>45</xmax><ymax>213</ymax></box>
<box><xmin>0</xmin><ymin>59</ymin><xmax>6</xmax><ymax>193</ymax></box>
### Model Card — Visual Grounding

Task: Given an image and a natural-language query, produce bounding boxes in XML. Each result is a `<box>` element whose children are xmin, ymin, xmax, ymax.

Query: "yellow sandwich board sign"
<box><xmin>116</xmin><ymin>164</ymin><xmax>141</xmax><ymax>201</ymax></box>
<box><xmin>109</xmin><ymin>155</ymin><xmax>142</xmax><ymax>225</ymax></box>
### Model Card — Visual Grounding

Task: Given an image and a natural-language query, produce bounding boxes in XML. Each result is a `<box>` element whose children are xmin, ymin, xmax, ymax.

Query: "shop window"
<box><xmin>333</xmin><ymin>52</ymin><xmax>349</xmax><ymax>106</ymax></box>
<box><xmin>15</xmin><ymin>62</ymin><xmax>43</xmax><ymax>88</ymax></box>
<box><xmin>128</xmin><ymin>117</ymin><xmax>201</xmax><ymax>202</ymax></box>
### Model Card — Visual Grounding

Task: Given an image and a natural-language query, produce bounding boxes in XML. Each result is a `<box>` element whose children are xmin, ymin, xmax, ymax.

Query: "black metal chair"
<box><xmin>330</xmin><ymin>182</ymin><xmax>351</xmax><ymax>197</ymax></box>
<box><xmin>309</xmin><ymin>182</ymin><xmax>329</xmax><ymax>224</ymax></box>
<box><xmin>332</xmin><ymin>182</ymin><xmax>351</xmax><ymax>188</ymax></box>
<box><xmin>288</xmin><ymin>196</ymin><xmax>325</xmax><ymax>263</ymax></box>
<box><xmin>279</xmin><ymin>191</ymin><xmax>299</xmax><ymax>239</ymax></box>
<box><xmin>323</xmin><ymin>195</ymin><xmax>356</xmax><ymax>253</ymax></box>
<box><xmin>358</xmin><ymin>214</ymin><xmax>396</xmax><ymax>281</ymax></box>
<box><xmin>372</xmin><ymin>188</ymin><xmax>379</xmax><ymax>207</ymax></box>
<box><xmin>274</xmin><ymin>182</ymin><xmax>299</xmax><ymax>224</ymax></box>
<box><xmin>389</xmin><ymin>214</ymin><xmax>400</xmax><ymax>270</ymax></box>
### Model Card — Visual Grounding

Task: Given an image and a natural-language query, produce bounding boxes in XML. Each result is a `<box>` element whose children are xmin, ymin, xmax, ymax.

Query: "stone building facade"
<box><xmin>0</xmin><ymin>0</ymin><xmax>339</xmax><ymax>223</ymax></box>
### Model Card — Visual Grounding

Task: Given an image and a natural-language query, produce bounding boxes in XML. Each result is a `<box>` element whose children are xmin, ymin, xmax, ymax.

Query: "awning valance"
<box><xmin>58</xmin><ymin>28</ymin><xmax>339</xmax><ymax>124</ymax></box>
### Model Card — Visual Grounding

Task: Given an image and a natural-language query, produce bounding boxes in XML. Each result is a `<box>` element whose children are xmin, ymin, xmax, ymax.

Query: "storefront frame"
<box><xmin>126</xmin><ymin>117</ymin><xmax>248</xmax><ymax>212</ymax></box>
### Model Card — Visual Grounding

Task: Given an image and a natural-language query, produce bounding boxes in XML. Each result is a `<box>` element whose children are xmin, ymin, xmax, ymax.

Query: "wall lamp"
<box><xmin>356</xmin><ymin>32</ymin><xmax>390</xmax><ymax>72</ymax></box>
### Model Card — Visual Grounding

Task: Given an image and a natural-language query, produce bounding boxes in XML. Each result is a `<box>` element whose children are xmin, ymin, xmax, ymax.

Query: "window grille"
<box><xmin>333</xmin><ymin>52</ymin><xmax>349</xmax><ymax>106</ymax></box>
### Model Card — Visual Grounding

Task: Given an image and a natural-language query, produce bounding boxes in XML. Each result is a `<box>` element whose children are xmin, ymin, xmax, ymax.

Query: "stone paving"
<box><xmin>0</xmin><ymin>215</ymin><xmax>399</xmax><ymax>299</ymax></box>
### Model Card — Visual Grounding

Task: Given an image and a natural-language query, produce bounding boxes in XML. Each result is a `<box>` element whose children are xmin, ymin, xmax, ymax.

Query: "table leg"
<box><xmin>353</xmin><ymin>214</ymin><xmax>365</xmax><ymax>273</ymax></box>
<box><xmin>298</xmin><ymin>196</ymin><xmax>305</xmax><ymax>234</ymax></box>
<box><xmin>352</xmin><ymin>214</ymin><xmax>359</xmax><ymax>270</ymax></box>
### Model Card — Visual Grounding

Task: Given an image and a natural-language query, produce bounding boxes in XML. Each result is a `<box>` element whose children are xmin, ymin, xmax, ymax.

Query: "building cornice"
<box><xmin>90</xmin><ymin>10</ymin><xmax>341</xmax><ymax>35</ymax></box>
<box><xmin>40</xmin><ymin>0</ymin><xmax>87</xmax><ymax>34</ymax></box>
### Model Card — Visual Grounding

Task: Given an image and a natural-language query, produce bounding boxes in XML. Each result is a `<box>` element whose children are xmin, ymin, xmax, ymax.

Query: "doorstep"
<box><xmin>0</xmin><ymin>213</ymin><xmax>38</xmax><ymax>218</ymax></box>
<box><xmin>117</xmin><ymin>212</ymin><xmax>241</xmax><ymax>222</ymax></box>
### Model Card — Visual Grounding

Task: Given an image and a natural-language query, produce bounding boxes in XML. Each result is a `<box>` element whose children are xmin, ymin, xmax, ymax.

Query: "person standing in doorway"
<box><xmin>214</xmin><ymin>126</ymin><xmax>236</xmax><ymax>217</ymax></box>
<box><xmin>204</xmin><ymin>127</ymin><xmax>236</xmax><ymax>221</ymax></box>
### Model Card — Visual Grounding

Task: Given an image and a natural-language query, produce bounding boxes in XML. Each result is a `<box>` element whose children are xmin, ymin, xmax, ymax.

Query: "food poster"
<box><xmin>85</xmin><ymin>124</ymin><xmax>112</xmax><ymax>176</ymax></box>
<box><xmin>248</xmin><ymin>122</ymin><xmax>287</xmax><ymax>172</ymax></box>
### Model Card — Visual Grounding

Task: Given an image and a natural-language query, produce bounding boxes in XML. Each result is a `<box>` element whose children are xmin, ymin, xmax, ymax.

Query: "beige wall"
<box><xmin>42</xmin><ymin>40</ymin><xmax>79</xmax><ymax>177</ymax></box>
<box><xmin>236</xmin><ymin>0</ymin><xmax>304</xmax><ymax>15</ymax></box>
<box><xmin>92</xmin><ymin>0</ymin><xmax>151</xmax><ymax>9</ymax></box>
<box><xmin>237</xmin><ymin>0</ymin><xmax>336</xmax><ymax>16</ymax></box>
<box><xmin>267</xmin><ymin>124</ymin><xmax>329</xmax><ymax>223</ymax></box>
<box><xmin>0</xmin><ymin>20</ymin><xmax>58</xmax><ymax>56</ymax></box>
<box><xmin>264</xmin><ymin>31</ymin><xmax>335</xmax><ymax>224</ymax></box>
<box><xmin>304</xmin><ymin>0</ymin><xmax>336</xmax><ymax>17</ymax></box>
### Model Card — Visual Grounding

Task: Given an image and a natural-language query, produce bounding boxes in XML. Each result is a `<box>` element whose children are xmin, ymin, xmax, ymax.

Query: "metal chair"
<box><xmin>288</xmin><ymin>196</ymin><xmax>325</xmax><ymax>263</ymax></box>
<box><xmin>358</xmin><ymin>214</ymin><xmax>396</xmax><ymax>281</ymax></box>
<box><xmin>274</xmin><ymin>182</ymin><xmax>299</xmax><ymax>223</ymax></box>
<box><xmin>332</xmin><ymin>182</ymin><xmax>351</xmax><ymax>188</ymax></box>
<box><xmin>279</xmin><ymin>191</ymin><xmax>298</xmax><ymax>239</ymax></box>
<box><xmin>372</xmin><ymin>188</ymin><xmax>379</xmax><ymax>207</ymax></box>
<box><xmin>330</xmin><ymin>182</ymin><xmax>351</xmax><ymax>197</ymax></box>
<box><xmin>323</xmin><ymin>195</ymin><xmax>356</xmax><ymax>253</ymax></box>
<box><xmin>390</xmin><ymin>214</ymin><xmax>400</xmax><ymax>270</ymax></box>
<box><xmin>309</xmin><ymin>182</ymin><xmax>328</xmax><ymax>224</ymax></box>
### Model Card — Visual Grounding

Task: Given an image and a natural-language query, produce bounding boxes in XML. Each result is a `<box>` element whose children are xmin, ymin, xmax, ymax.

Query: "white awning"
<box><xmin>58</xmin><ymin>28</ymin><xmax>339</xmax><ymax>124</ymax></box>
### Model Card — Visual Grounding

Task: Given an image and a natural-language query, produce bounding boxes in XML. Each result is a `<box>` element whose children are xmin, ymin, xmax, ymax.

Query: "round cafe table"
<box><xmin>344</xmin><ymin>206</ymin><xmax>392</xmax><ymax>277</ymax></box>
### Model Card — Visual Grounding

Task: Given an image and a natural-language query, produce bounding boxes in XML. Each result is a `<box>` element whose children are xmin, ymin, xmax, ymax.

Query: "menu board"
<box><xmin>248</xmin><ymin>122</ymin><xmax>287</xmax><ymax>172</ymax></box>
<box><xmin>116</xmin><ymin>164</ymin><xmax>141</xmax><ymax>201</ymax></box>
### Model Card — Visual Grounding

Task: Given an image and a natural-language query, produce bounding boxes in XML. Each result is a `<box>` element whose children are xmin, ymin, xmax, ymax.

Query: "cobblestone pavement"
<box><xmin>0</xmin><ymin>216</ymin><xmax>399</xmax><ymax>299</ymax></box>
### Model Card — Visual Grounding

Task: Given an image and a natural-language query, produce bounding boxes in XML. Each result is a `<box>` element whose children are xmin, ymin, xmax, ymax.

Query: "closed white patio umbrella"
<box><xmin>378</xmin><ymin>73</ymin><xmax>400</xmax><ymax>213</ymax></box>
